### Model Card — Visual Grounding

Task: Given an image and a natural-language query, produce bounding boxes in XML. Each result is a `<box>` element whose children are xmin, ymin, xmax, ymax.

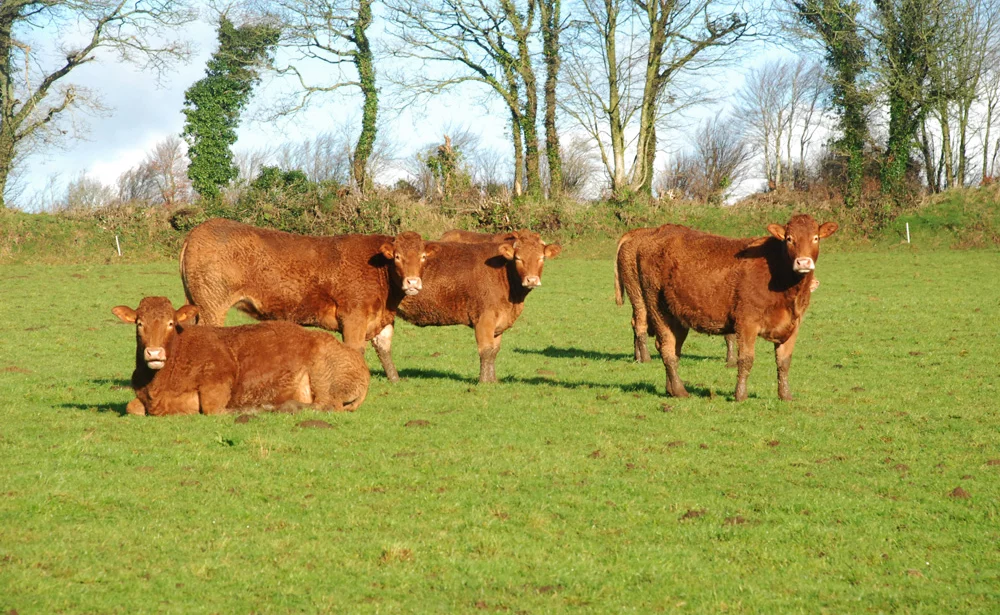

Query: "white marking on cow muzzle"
<box><xmin>523</xmin><ymin>276</ymin><xmax>541</xmax><ymax>288</ymax></box>
<box><xmin>794</xmin><ymin>258</ymin><xmax>815</xmax><ymax>273</ymax></box>
<box><xmin>144</xmin><ymin>347</ymin><xmax>166</xmax><ymax>369</ymax></box>
<box><xmin>403</xmin><ymin>277</ymin><xmax>422</xmax><ymax>296</ymax></box>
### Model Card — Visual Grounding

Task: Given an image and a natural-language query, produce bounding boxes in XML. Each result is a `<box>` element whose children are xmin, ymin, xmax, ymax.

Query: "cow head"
<box><xmin>767</xmin><ymin>214</ymin><xmax>838</xmax><ymax>275</ymax></box>
<box><xmin>496</xmin><ymin>230</ymin><xmax>562</xmax><ymax>288</ymax></box>
<box><xmin>112</xmin><ymin>297</ymin><xmax>199</xmax><ymax>370</ymax></box>
<box><xmin>380</xmin><ymin>231</ymin><xmax>438</xmax><ymax>296</ymax></box>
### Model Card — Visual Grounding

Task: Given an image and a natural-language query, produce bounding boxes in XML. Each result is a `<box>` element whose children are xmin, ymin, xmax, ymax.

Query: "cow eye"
<box><xmin>813</xmin><ymin>235</ymin><xmax>819</xmax><ymax>242</ymax></box>
<box><xmin>786</xmin><ymin>236</ymin><xmax>793</xmax><ymax>244</ymax></box>
<box><xmin>136</xmin><ymin>321</ymin><xmax>143</xmax><ymax>329</ymax></box>
<box><xmin>168</xmin><ymin>321</ymin><xmax>174</xmax><ymax>328</ymax></box>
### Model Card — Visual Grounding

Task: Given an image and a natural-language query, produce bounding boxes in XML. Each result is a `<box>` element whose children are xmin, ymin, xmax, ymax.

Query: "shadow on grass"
<box><xmin>60</xmin><ymin>402</ymin><xmax>129</xmax><ymax>416</ymax></box>
<box><xmin>398</xmin><ymin>366</ymin><xmax>721</xmax><ymax>397</ymax></box>
<box><xmin>513</xmin><ymin>345</ymin><xmax>720</xmax><ymax>363</ymax></box>
<box><xmin>90</xmin><ymin>377</ymin><xmax>132</xmax><ymax>389</ymax></box>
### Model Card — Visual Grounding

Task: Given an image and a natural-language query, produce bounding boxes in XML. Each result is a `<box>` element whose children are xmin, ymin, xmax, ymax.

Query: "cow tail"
<box><xmin>178</xmin><ymin>235</ymin><xmax>195</xmax><ymax>305</ymax></box>
<box><xmin>614</xmin><ymin>234</ymin><xmax>628</xmax><ymax>306</ymax></box>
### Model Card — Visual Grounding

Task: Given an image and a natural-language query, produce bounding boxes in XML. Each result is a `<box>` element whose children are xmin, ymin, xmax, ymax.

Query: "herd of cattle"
<box><xmin>112</xmin><ymin>214</ymin><xmax>837</xmax><ymax>416</ymax></box>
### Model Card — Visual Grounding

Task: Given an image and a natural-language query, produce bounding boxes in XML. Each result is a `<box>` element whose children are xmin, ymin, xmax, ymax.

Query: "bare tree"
<box><xmin>58</xmin><ymin>173</ymin><xmax>116</xmax><ymax>211</ymax></box>
<box><xmin>259</xmin><ymin>0</ymin><xmax>379</xmax><ymax>192</ymax></box>
<box><xmin>562</xmin><ymin>0</ymin><xmax>750</xmax><ymax>199</ymax></box>
<box><xmin>384</xmin><ymin>0</ymin><xmax>540</xmax><ymax>196</ymax></box>
<box><xmin>657</xmin><ymin>114</ymin><xmax>752</xmax><ymax>203</ymax></box>
<box><xmin>117</xmin><ymin>136</ymin><xmax>192</xmax><ymax>206</ymax></box>
<box><xmin>0</xmin><ymin>0</ymin><xmax>196</xmax><ymax>207</ymax></box>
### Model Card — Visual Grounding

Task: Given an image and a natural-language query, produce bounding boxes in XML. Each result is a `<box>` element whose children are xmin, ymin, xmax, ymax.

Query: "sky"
<box><xmin>13</xmin><ymin>1</ymin><xmax>779</xmax><ymax>210</ymax></box>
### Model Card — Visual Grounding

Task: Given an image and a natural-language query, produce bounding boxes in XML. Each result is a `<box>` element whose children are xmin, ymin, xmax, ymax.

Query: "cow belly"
<box><xmin>660</xmin><ymin>288</ymin><xmax>732</xmax><ymax>334</ymax></box>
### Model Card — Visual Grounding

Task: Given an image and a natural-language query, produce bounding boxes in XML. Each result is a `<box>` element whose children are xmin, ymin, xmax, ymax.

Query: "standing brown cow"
<box><xmin>179</xmin><ymin>218</ymin><xmax>438</xmax><ymax>382</ymax></box>
<box><xmin>113</xmin><ymin>297</ymin><xmax>369</xmax><ymax>415</ymax></box>
<box><xmin>615</xmin><ymin>225</ymin><xmax>739</xmax><ymax>365</ymax></box>
<box><xmin>636</xmin><ymin>215</ymin><xmax>837</xmax><ymax>401</ymax></box>
<box><xmin>384</xmin><ymin>230</ymin><xmax>560</xmax><ymax>382</ymax></box>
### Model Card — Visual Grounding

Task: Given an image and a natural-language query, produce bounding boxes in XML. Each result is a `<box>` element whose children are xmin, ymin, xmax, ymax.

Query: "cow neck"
<box><xmin>132</xmin><ymin>326</ymin><xmax>188</xmax><ymax>391</ymax></box>
<box><xmin>505</xmin><ymin>262</ymin><xmax>531</xmax><ymax>304</ymax></box>
<box><xmin>761</xmin><ymin>239</ymin><xmax>808</xmax><ymax>291</ymax></box>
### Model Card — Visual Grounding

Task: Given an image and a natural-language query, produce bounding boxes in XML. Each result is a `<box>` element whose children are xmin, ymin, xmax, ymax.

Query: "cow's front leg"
<box><xmin>371</xmin><ymin>323</ymin><xmax>400</xmax><ymax>383</ymax></box>
<box><xmin>125</xmin><ymin>398</ymin><xmax>146</xmax><ymax>416</ymax></box>
<box><xmin>724</xmin><ymin>334</ymin><xmax>738</xmax><ymax>368</ymax></box>
<box><xmin>734</xmin><ymin>326</ymin><xmax>759</xmax><ymax>401</ymax></box>
<box><xmin>474</xmin><ymin>319</ymin><xmax>501</xmax><ymax>383</ymax></box>
<box><xmin>774</xmin><ymin>325</ymin><xmax>800</xmax><ymax>402</ymax></box>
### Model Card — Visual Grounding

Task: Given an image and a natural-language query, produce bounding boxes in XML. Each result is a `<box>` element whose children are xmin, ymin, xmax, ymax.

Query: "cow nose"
<box><xmin>403</xmin><ymin>277</ymin><xmax>422</xmax><ymax>295</ymax></box>
<box><xmin>523</xmin><ymin>276</ymin><xmax>541</xmax><ymax>288</ymax></box>
<box><xmin>145</xmin><ymin>347</ymin><xmax>165</xmax><ymax>361</ymax></box>
<box><xmin>794</xmin><ymin>257</ymin><xmax>815</xmax><ymax>272</ymax></box>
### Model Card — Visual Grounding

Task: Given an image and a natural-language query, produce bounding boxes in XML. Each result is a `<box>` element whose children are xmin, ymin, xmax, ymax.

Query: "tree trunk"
<box><xmin>920</xmin><ymin>118</ymin><xmax>938</xmax><ymax>192</ymax></box>
<box><xmin>351</xmin><ymin>0</ymin><xmax>377</xmax><ymax>194</ymax></box>
<box><xmin>938</xmin><ymin>104</ymin><xmax>954</xmax><ymax>189</ymax></box>
<box><xmin>540</xmin><ymin>0</ymin><xmax>562</xmax><ymax>199</ymax></box>
<box><xmin>511</xmin><ymin>108</ymin><xmax>525</xmax><ymax>197</ymax></box>
<box><xmin>983</xmin><ymin>103</ymin><xmax>993</xmax><ymax>182</ymax></box>
<box><xmin>0</xmin><ymin>16</ymin><xmax>16</xmax><ymax>208</ymax></box>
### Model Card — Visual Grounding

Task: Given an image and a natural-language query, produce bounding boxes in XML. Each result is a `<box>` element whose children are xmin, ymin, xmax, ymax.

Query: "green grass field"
<box><xmin>1</xmin><ymin>248</ymin><xmax>998</xmax><ymax>613</ymax></box>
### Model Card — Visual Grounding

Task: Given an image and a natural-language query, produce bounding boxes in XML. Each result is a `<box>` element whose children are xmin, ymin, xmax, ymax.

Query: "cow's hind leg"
<box><xmin>632</xmin><ymin>301</ymin><xmax>651</xmax><ymax>363</ymax></box>
<box><xmin>371</xmin><ymin>324</ymin><xmax>400</xmax><ymax>383</ymax></box>
<box><xmin>774</xmin><ymin>325</ymin><xmax>800</xmax><ymax>401</ymax></box>
<box><xmin>734</xmin><ymin>325</ymin><xmax>760</xmax><ymax>402</ymax></box>
<box><xmin>474</xmin><ymin>319</ymin><xmax>502</xmax><ymax>383</ymax></box>
<box><xmin>651</xmin><ymin>315</ymin><xmax>689</xmax><ymax>398</ymax></box>
<box><xmin>724</xmin><ymin>334</ymin><xmax>738</xmax><ymax>368</ymax></box>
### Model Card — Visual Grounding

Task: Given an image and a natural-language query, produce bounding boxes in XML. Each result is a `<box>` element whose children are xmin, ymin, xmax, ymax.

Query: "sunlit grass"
<box><xmin>1</xmin><ymin>249</ymin><xmax>998</xmax><ymax>613</ymax></box>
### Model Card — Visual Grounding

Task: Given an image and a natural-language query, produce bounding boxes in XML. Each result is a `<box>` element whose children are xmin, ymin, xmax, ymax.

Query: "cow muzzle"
<box><xmin>793</xmin><ymin>258</ymin><xmax>815</xmax><ymax>274</ymax></box>
<box><xmin>144</xmin><ymin>347</ymin><xmax>166</xmax><ymax>370</ymax></box>
<box><xmin>403</xmin><ymin>277</ymin><xmax>422</xmax><ymax>296</ymax></box>
<box><xmin>523</xmin><ymin>276</ymin><xmax>542</xmax><ymax>288</ymax></box>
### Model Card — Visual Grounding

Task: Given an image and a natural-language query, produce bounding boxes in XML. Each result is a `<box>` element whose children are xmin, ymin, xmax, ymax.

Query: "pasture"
<box><xmin>1</xmin><ymin>247</ymin><xmax>998</xmax><ymax>613</ymax></box>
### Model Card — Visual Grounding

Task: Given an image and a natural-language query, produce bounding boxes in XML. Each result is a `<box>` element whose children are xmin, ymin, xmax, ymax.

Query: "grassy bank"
<box><xmin>3</xmin><ymin>186</ymin><xmax>997</xmax><ymax>265</ymax></box>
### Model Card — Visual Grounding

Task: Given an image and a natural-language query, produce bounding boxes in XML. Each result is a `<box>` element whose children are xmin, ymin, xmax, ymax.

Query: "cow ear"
<box><xmin>818</xmin><ymin>222</ymin><xmax>839</xmax><ymax>238</ymax></box>
<box><xmin>544</xmin><ymin>243</ymin><xmax>562</xmax><ymax>259</ymax></box>
<box><xmin>497</xmin><ymin>243</ymin><xmax>516</xmax><ymax>260</ymax></box>
<box><xmin>112</xmin><ymin>306</ymin><xmax>137</xmax><ymax>324</ymax></box>
<box><xmin>766</xmin><ymin>224</ymin><xmax>786</xmax><ymax>240</ymax></box>
<box><xmin>499</xmin><ymin>232</ymin><xmax>518</xmax><ymax>243</ymax></box>
<box><xmin>423</xmin><ymin>243</ymin><xmax>440</xmax><ymax>259</ymax></box>
<box><xmin>379</xmin><ymin>242</ymin><xmax>395</xmax><ymax>260</ymax></box>
<box><xmin>175</xmin><ymin>305</ymin><xmax>200</xmax><ymax>324</ymax></box>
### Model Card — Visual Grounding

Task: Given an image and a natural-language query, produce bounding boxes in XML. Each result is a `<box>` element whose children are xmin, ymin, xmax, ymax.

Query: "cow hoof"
<box><xmin>779</xmin><ymin>394</ymin><xmax>794</xmax><ymax>402</ymax></box>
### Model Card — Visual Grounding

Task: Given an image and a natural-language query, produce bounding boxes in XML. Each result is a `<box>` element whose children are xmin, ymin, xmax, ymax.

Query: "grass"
<box><xmin>1</xmin><ymin>247</ymin><xmax>999</xmax><ymax>613</ymax></box>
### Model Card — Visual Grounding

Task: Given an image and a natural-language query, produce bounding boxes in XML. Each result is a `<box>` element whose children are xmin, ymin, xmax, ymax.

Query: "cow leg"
<box><xmin>199</xmin><ymin>382</ymin><xmax>232</xmax><ymax>415</ymax></box>
<box><xmin>195</xmin><ymin>301</ymin><xmax>230</xmax><ymax>327</ymax></box>
<box><xmin>632</xmin><ymin>305</ymin><xmax>651</xmax><ymax>363</ymax></box>
<box><xmin>652</xmin><ymin>320</ymin><xmax>689</xmax><ymax>398</ymax></box>
<box><xmin>475</xmin><ymin>319</ymin><xmax>501</xmax><ymax>383</ymax></box>
<box><xmin>775</xmin><ymin>326</ymin><xmax>800</xmax><ymax>402</ymax></box>
<box><xmin>371</xmin><ymin>324</ymin><xmax>400</xmax><ymax>383</ymax></box>
<box><xmin>734</xmin><ymin>326</ymin><xmax>759</xmax><ymax>402</ymax></box>
<box><xmin>125</xmin><ymin>398</ymin><xmax>146</xmax><ymax>416</ymax></box>
<box><xmin>724</xmin><ymin>334</ymin><xmax>738</xmax><ymax>368</ymax></box>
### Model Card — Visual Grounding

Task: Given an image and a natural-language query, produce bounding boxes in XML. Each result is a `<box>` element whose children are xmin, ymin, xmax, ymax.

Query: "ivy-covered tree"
<box><xmin>181</xmin><ymin>16</ymin><xmax>280</xmax><ymax>199</ymax></box>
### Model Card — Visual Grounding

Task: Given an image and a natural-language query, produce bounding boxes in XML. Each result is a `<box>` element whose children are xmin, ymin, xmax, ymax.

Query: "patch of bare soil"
<box><xmin>679</xmin><ymin>508</ymin><xmax>706</xmax><ymax>521</ymax></box>
<box><xmin>588</xmin><ymin>449</ymin><xmax>603</xmax><ymax>459</ymax></box>
<box><xmin>2</xmin><ymin>366</ymin><xmax>30</xmax><ymax>374</ymax></box>
<box><xmin>724</xmin><ymin>516</ymin><xmax>750</xmax><ymax>525</ymax></box>
<box><xmin>297</xmin><ymin>420</ymin><xmax>333</xmax><ymax>429</ymax></box>
<box><xmin>667</xmin><ymin>440</ymin><xmax>685</xmax><ymax>448</ymax></box>
<box><xmin>535</xmin><ymin>584</ymin><xmax>563</xmax><ymax>594</ymax></box>
<box><xmin>234</xmin><ymin>414</ymin><xmax>255</xmax><ymax>424</ymax></box>
<box><xmin>536</xmin><ymin>369</ymin><xmax>556</xmax><ymax>377</ymax></box>
<box><xmin>906</xmin><ymin>569</ymin><xmax>924</xmax><ymax>578</ymax></box>
<box><xmin>948</xmin><ymin>487</ymin><xmax>970</xmax><ymax>499</ymax></box>
<box><xmin>767</xmin><ymin>440</ymin><xmax>780</xmax><ymax>447</ymax></box>
<box><xmin>405</xmin><ymin>419</ymin><xmax>430</xmax><ymax>428</ymax></box>
<box><xmin>986</xmin><ymin>459</ymin><xmax>1000</xmax><ymax>466</ymax></box>
<box><xmin>135</xmin><ymin>466</ymin><xmax>155</xmax><ymax>473</ymax></box>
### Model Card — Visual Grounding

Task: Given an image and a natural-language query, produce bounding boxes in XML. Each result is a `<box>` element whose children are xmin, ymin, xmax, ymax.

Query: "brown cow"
<box><xmin>112</xmin><ymin>297</ymin><xmax>370</xmax><ymax>416</ymax></box>
<box><xmin>615</xmin><ymin>225</ymin><xmax>740</xmax><ymax>365</ymax></box>
<box><xmin>439</xmin><ymin>229</ymin><xmax>517</xmax><ymax>243</ymax></box>
<box><xmin>384</xmin><ymin>230</ymin><xmax>561</xmax><ymax>382</ymax></box>
<box><xmin>179</xmin><ymin>218</ymin><xmax>438</xmax><ymax>382</ymax></box>
<box><xmin>636</xmin><ymin>214</ymin><xmax>837</xmax><ymax>401</ymax></box>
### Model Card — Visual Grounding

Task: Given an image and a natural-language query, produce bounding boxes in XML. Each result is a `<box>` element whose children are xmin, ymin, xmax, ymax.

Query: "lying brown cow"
<box><xmin>180</xmin><ymin>218</ymin><xmax>438</xmax><ymax>382</ymax></box>
<box><xmin>113</xmin><ymin>297</ymin><xmax>370</xmax><ymax>415</ymax></box>
<box><xmin>636</xmin><ymin>215</ymin><xmax>837</xmax><ymax>401</ymax></box>
<box><xmin>385</xmin><ymin>230</ymin><xmax>561</xmax><ymax>382</ymax></box>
